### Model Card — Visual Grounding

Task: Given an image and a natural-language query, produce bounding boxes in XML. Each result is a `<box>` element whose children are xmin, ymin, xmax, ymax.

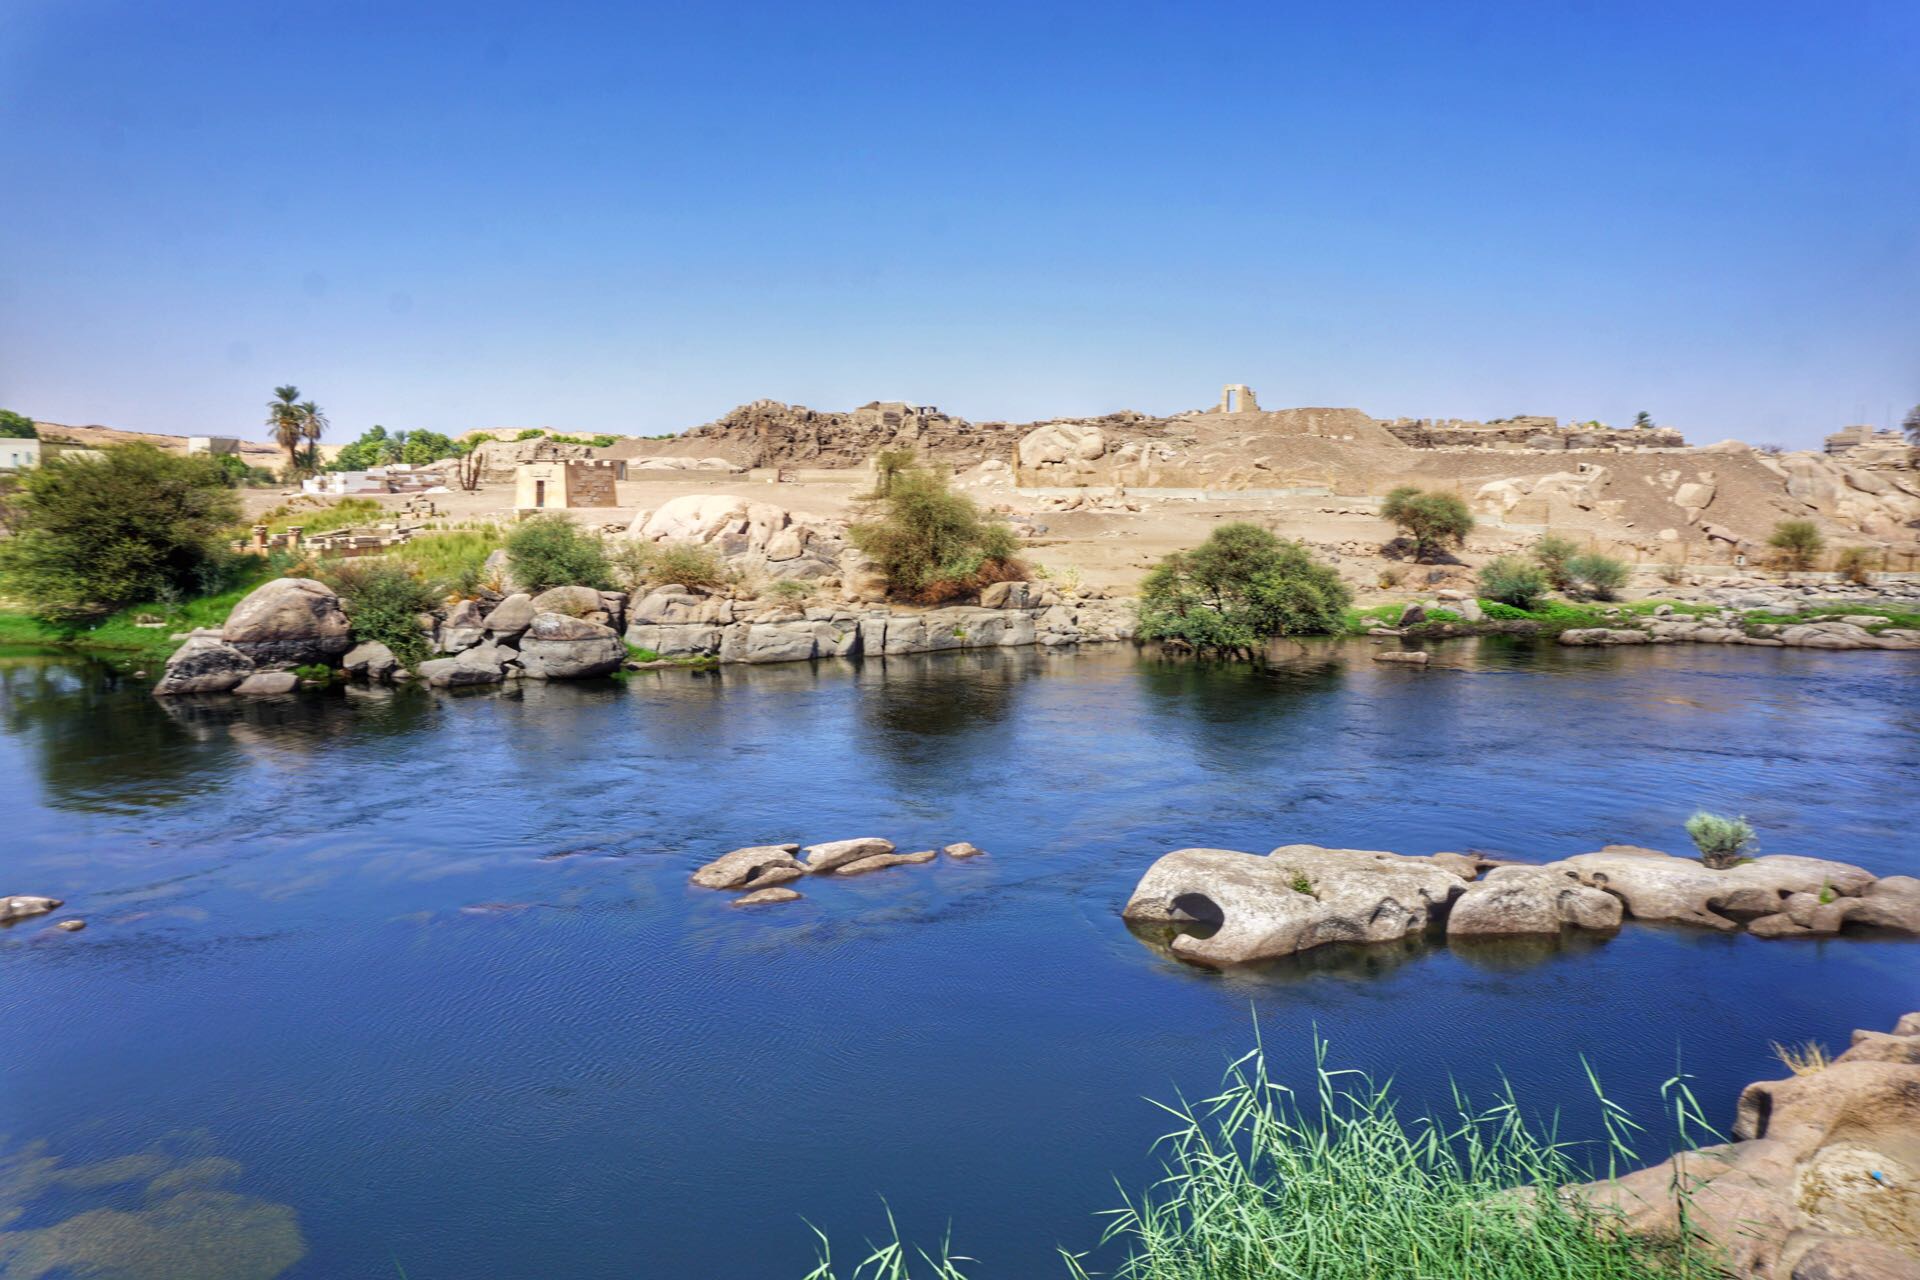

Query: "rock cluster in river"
<box><xmin>1574</xmin><ymin>1010</ymin><xmax>1920</xmax><ymax>1279</ymax></box>
<box><xmin>1559</xmin><ymin>608</ymin><xmax>1920</xmax><ymax>651</ymax></box>
<box><xmin>691</xmin><ymin>837</ymin><xmax>987</xmax><ymax>905</ymax></box>
<box><xmin>1122</xmin><ymin>843</ymin><xmax>1920</xmax><ymax>966</ymax></box>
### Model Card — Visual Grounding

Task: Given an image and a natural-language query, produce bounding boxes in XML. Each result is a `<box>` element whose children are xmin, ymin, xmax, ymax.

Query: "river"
<box><xmin>1</xmin><ymin>639</ymin><xmax>1915</xmax><ymax>1278</ymax></box>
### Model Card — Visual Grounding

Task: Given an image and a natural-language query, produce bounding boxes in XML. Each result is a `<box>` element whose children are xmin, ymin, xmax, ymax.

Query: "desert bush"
<box><xmin>1834</xmin><ymin>546</ymin><xmax>1875</xmax><ymax>585</ymax></box>
<box><xmin>767</xmin><ymin>578</ymin><xmax>816</xmax><ymax>602</ymax></box>
<box><xmin>1376</xmin><ymin>564</ymin><xmax>1406</xmax><ymax>589</ymax></box>
<box><xmin>1381</xmin><ymin>487</ymin><xmax>1474</xmax><ymax>561</ymax></box>
<box><xmin>317</xmin><ymin>559</ymin><xmax>442</xmax><ymax>664</ymax></box>
<box><xmin>1139</xmin><ymin>523</ymin><xmax>1351</xmax><ymax>654</ymax></box>
<box><xmin>1477</xmin><ymin>555</ymin><xmax>1551</xmax><ymax>609</ymax></box>
<box><xmin>608</xmin><ymin>540</ymin><xmax>730</xmax><ymax>591</ymax></box>
<box><xmin>848</xmin><ymin>463</ymin><xmax>1020</xmax><ymax>600</ymax></box>
<box><xmin>1767</xmin><ymin>520</ymin><xmax>1824</xmax><ymax>572</ymax></box>
<box><xmin>0</xmin><ymin>444</ymin><xmax>243</xmax><ymax>621</ymax></box>
<box><xmin>1685</xmin><ymin>811</ymin><xmax>1757</xmax><ymax>870</ymax></box>
<box><xmin>505</xmin><ymin>513</ymin><xmax>611</xmax><ymax>592</ymax></box>
<box><xmin>1531</xmin><ymin>534</ymin><xmax>1579</xmax><ymax>589</ymax></box>
<box><xmin>1771</xmin><ymin>1040</ymin><xmax>1831</xmax><ymax>1076</ymax></box>
<box><xmin>1565</xmin><ymin>552</ymin><xmax>1629</xmax><ymax>601</ymax></box>
<box><xmin>1656</xmin><ymin>557</ymin><xmax>1687</xmax><ymax>586</ymax></box>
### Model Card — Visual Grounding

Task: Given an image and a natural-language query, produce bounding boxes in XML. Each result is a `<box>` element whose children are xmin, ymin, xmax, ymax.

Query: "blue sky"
<box><xmin>2</xmin><ymin>1</ymin><xmax>1914</xmax><ymax>446</ymax></box>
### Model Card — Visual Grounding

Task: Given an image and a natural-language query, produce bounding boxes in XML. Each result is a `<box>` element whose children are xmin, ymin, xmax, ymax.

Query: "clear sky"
<box><xmin>2</xmin><ymin>1</ymin><xmax>1915</xmax><ymax>447</ymax></box>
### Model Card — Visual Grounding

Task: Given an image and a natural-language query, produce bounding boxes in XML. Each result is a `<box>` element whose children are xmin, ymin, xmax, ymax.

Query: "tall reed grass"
<box><xmin>803</xmin><ymin>1038</ymin><xmax>1716</xmax><ymax>1280</ymax></box>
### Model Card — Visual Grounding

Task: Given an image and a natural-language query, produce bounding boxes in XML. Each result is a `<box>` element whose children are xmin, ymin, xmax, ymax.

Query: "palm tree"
<box><xmin>1632</xmin><ymin>411</ymin><xmax>1653</xmax><ymax>429</ymax></box>
<box><xmin>298</xmin><ymin>400</ymin><xmax>328</xmax><ymax>471</ymax></box>
<box><xmin>267</xmin><ymin>385</ymin><xmax>305</xmax><ymax>472</ymax></box>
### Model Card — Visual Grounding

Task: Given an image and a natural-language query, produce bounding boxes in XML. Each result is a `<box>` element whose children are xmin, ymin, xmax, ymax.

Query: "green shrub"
<box><xmin>1565</xmin><ymin>552</ymin><xmax>1629</xmax><ymax>601</ymax></box>
<box><xmin>848</xmin><ymin>463</ymin><xmax>1020</xmax><ymax>601</ymax></box>
<box><xmin>1531</xmin><ymin>534</ymin><xmax>1579</xmax><ymax>589</ymax></box>
<box><xmin>1381</xmin><ymin>487</ymin><xmax>1474</xmax><ymax>561</ymax></box>
<box><xmin>390</xmin><ymin>525</ymin><xmax>503</xmax><ymax>596</ymax></box>
<box><xmin>1686</xmin><ymin>811</ymin><xmax>1757</xmax><ymax>870</ymax></box>
<box><xmin>0</xmin><ymin>444</ymin><xmax>243</xmax><ymax>622</ymax></box>
<box><xmin>1834</xmin><ymin>546</ymin><xmax>1875</xmax><ymax>585</ymax></box>
<box><xmin>1768</xmin><ymin>520</ymin><xmax>1824</xmax><ymax>572</ymax></box>
<box><xmin>651</xmin><ymin>542</ymin><xmax>730</xmax><ymax>589</ymax></box>
<box><xmin>1139</xmin><ymin>524</ymin><xmax>1351</xmax><ymax>654</ymax></box>
<box><xmin>0</xmin><ymin>409</ymin><xmax>37</xmax><ymax>439</ymax></box>
<box><xmin>768</xmin><ymin>578</ymin><xmax>815</xmax><ymax>601</ymax></box>
<box><xmin>505</xmin><ymin>514</ymin><xmax>612</xmax><ymax>592</ymax></box>
<box><xmin>317</xmin><ymin>560</ymin><xmax>442</xmax><ymax>665</ymax></box>
<box><xmin>1478</xmin><ymin>556</ymin><xmax>1551</xmax><ymax>609</ymax></box>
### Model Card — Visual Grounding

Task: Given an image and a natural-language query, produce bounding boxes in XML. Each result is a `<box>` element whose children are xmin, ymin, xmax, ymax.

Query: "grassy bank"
<box><xmin>0</xmin><ymin>570</ymin><xmax>276</xmax><ymax>665</ymax></box>
<box><xmin>803</xmin><ymin>1041</ymin><xmax>1712</xmax><ymax>1280</ymax></box>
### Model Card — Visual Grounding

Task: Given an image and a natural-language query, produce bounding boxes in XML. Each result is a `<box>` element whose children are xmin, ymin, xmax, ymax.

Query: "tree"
<box><xmin>267</xmin><ymin>385</ymin><xmax>305</xmax><ymax>473</ymax></box>
<box><xmin>1530</xmin><ymin>534</ymin><xmax>1579</xmax><ymax>590</ymax></box>
<box><xmin>0</xmin><ymin>409</ymin><xmax>37</xmax><ymax>439</ymax></box>
<box><xmin>1564</xmin><ymin>552</ymin><xmax>1629</xmax><ymax>600</ymax></box>
<box><xmin>1632</xmin><ymin>411</ymin><xmax>1653</xmax><ymax>429</ymax></box>
<box><xmin>0</xmin><ymin>444</ymin><xmax>242</xmax><ymax>621</ymax></box>
<box><xmin>1138</xmin><ymin>523</ymin><xmax>1351</xmax><ymax>654</ymax></box>
<box><xmin>1380</xmin><ymin>486</ymin><xmax>1474</xmax><ymax>561</ymax></box>
<box><xmin>298</xmin><ymin>399</ymin><xmax>328</xmax><ymax>471</ymax></box>
<box><xmin>1903</xmin><ymin>404</ymin><xmax>1920</xmax><ymax>446</ymax></box>
<box><xmin>401</xmin><ymin>430</ymin><xmax>457</xmax><ymax>465</ymax></box>
<box><xmin>847</xmin><ymin>462</ymin><xmax>1020</xmax><ymax>601</ymax></box>
<box><xmin>1768</xmin><ymin>519</ymin><xmax>1825</xmax><ymax>572</ymax></box>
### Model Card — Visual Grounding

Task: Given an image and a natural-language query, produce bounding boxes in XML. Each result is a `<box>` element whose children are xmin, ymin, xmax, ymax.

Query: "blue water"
<box><xmin>1</xmin><ymin>639</ymin><xmax>1916</xmax><ymax>1278</ymax></box>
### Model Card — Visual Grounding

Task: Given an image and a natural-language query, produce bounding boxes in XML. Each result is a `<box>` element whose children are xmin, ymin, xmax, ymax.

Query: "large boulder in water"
<box><xmin>220</xmin><ymin>577</ymin><xmax>353</xmax><ymax>665</ymax></box>
<box><xmin>691</xmin><ymin>844</ymin><xmax>805</xmax><ymax>890</ymax></box>
<box><xmin>1446</xmin><ymin>865</ymin><xmax>1622</xmax><ymax>936</ymax></box>
<box><xmin>1552</xmin><ymin>846</ymin><xmax>1883</xmax><ymax>933</ymax></box>
<box><xmin>514</xmin><ymin>611</ymin><xmax>624</xmax><ymax>679</ymax></box>
<box><xmin>154</xmin><ymin>632</ymin><xmax>256</xmax><ymax>696</ymax></box>
<box><xmin>1121</xmin><ymin>845</ymin><xmax>1469</xmax><ymax>966</ymax></box>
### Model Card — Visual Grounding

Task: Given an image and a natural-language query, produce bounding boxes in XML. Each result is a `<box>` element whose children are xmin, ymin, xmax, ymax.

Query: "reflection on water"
<box><xmin>0</xmin><ymin>1137</ymin><xmax>304</xmax><ymax>1279</ymax></box>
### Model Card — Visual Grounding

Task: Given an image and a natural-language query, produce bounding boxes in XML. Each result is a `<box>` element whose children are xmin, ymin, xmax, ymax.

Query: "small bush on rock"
<box><xmin>1139</xmin><ymin>523</ymin><xmax>1351</xmax><ymax>655</ymax></box>
<box><xmin>319</xmin><ymin>560</ymin><xmax>442</xmax><ymax>664</ymax></box>
<box><xmin>1834</xmin><ymin>546</ymin><xmax>1875</xmax><ymax>585</ymax></box>
<box><xmin>1767</xmin><ymin>520</ymin><xmax>1824</xmax><ymax>573</ymax></box>
<box><xmin>1478</xmin><ymin>556</ymin><xmax>1551</xmax><ymax>609</ymax></box>
<box><xmin>505</xmin><ymin>514</ymin><xmax>612</xmax><ymax>592</ymax></box>
<box><xmin>848</xmin><ymin>463</ymin><xmax>1021</xmax><ymax>600</ymax></box>
<box><xmin>1685</xmin><ymin>811</ymin><xmax>1757</xmax><ymax>870</ymax></box>
<box><xmin>1381</xmin><ymin>487</ymin><xmax>1474</xmax><ymax>561</ymax></box>
<box><xmin>1565</xmin><ymin>552</ymin><xmax>1629</xmax><ymax>601</ymax></box>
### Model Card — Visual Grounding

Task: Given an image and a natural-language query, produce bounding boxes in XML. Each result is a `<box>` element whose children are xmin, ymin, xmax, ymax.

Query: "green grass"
<box><xmin>388</xmin><ymin>525</ymin><xmax>505</xmax><ymax>590</ymax></box>
<box><xmin>255</xmin><ymin>497</ymin><xmax>388</xmax><ymax>537</ymax></box>
<box><xmin>0</xmin><ymin>563</ymin><xmax>277</xmax><ymax>665</ymax></box>
<box><xmin>803</xmin><ymin>1039</ymin><xmax>1716</xmax><ymax>1280</ymax></box>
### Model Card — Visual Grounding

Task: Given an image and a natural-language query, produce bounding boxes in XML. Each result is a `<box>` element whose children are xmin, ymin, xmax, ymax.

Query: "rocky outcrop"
<box><xmin>515</xmin><ymin>612</ymin><xmax>625</xmax><ymax>680</ymax></box>
<box><xmin>220</xmin><ymin>577</ymin><xmax>353</xmax><ymax>665</ymax></box>
<box><xmin>1121</xmin><ymin>845</ymin><xmax>1470</xmax><ymax>966</ymax></box>
<box><xmin>690</xmin><ymin>844</ymin><xmax>806</xmax><ymax>891</ymax></box>
<box><xmin>1446</xmin><ymin>865</ymin><xmax>1622</xmax><ymax>936</ymax></box>
<box><xmin>233</xmin><ymin>671</ymin><xmax>299</xmax><ymax>696</ymax></box>
<box><xmin>1560</xmin><ymin>614</ymin><xmax>1920</xmax><ymax>652</ymax></box>
<box><xmin>626</xmin><ymin>495</ymin><xmax>847</xmax><ymax>583</ymax></box>
<box><xmin>1</xmin><ymin>895</ymin><xmax>63</xmax><ymax>924</ymax></box>
<box><xmin>835</xmin><ymin>849</ymin><xmax>937</xmax><ymax>875</ymax></box>
<box><xmin>481</xmin><ymin>593</ymin><xmax>535</xmax><ymax>638</ymax></box>
<box><xmin>802</xmin><ymin>837</ymin><xmax>896</xmax><ymax>874</ymax></box>
<box><xmin>153</xmin><ymin>632</ymin><xmax>254</xmax><ymax>695</ymax></box>
<box><xmin>1575</xmin><ymin>1011</ymin><xmax>1920</xmax><ymax>1279</ymax></box>
<box><xmin>1553</xmin><ymin>847</ymin><xmax>1908</xmax><ymax>936</ymax></box>
<box><xmin>341</xmin><ymin>641</ymin><xmax>398</xmax><ymax>681</ymax></box>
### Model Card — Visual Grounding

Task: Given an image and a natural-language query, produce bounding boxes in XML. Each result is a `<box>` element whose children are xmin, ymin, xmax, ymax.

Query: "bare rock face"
<box><xmin>342</xmin><ymin>640</ymin><xmax>398</xmax><ymax>681</ymax></box>
<box><xmin>801</xmin><ymin>837</ymin><xmax>895</xmax><ymax>874</ymax></box>
<box><xmin>1839</xmin><ymin>876</ymin><xmax>1920</xmax><ymax>933</ymax></box>
<box><xmin>438</xmin><ymin>597</ymin><xmax>488</xmax><ymax>652</ymax></box>
<box><xmin>1017</xmin><ymin>422</ymin><xmax>1107</xmax><ymax>470</ymax></box>
<box><xmin>221</xmin><ymin>577</ymin><xmax>352</xmax><ymax>665</ymax></box>
<box><xmin>691</xmin><ymin>844</ymin><xmax>804</xmax><ymax>890</ymax></box>
<box><xmin>1576</xmin><ymin>1011</ymin><xmax>1920</xmax><ymax>1279</ymax></box>
<box><xmin>514</xmin><ymin>612</ymin><xmax>625</xmax><ymax>680</ymax></box>
<box><xmin>481</xmin><ymin>593</ymin><xmax>535</xmax><ymax>637</ymax></box>
<box><xmin>153</xmin><ymin>633</ymin><xmax>255</xmax><ymax>696</ymax></box>
<box><xmin>1</xmin><ymin>895</ymin><xmax>63</xmax><ymax>923</ymax></box>
<box><xmin>233</xmin><ymin>671</ymin><xmax>299</xmax><ymax>696</ymax></box>
<box><xmin>1555</xmin><ymin>846</ymin><xmax>1883</xmax><ymax>933</ymax></box>
<box><xmin>1446</xmin><ymin>865</ymin><xmax>1623</xmax><ymax>936</ymax></box>
<box><xmin>529</xmin><ymin>585</ymin><xmax>604</xmax><ymax>618</ymax></box>
<box><xmin>1121</xmin><ymin>845</ymin><xmax>1469</xmax><ymax>967</ymax></box>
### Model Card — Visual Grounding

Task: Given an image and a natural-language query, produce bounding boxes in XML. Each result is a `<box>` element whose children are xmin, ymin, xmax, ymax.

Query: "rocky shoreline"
<box><xmin>1122</xmin><ymin>843</ymin><xmax>1920</xmax><ymax>966</ymax></box>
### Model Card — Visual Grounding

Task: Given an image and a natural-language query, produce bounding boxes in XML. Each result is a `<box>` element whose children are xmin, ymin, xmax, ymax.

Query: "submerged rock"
<box><xmin>55</xmin><ymin>918</ymin><xmax>86</xmax><ymax>932</ymax></box>
<box><xmin>1373</xmin><ymin>650</ymin><xmax>1430</xmax><ymax>665</ymax></box>
<box><xmin>834</xmin><ymin>850</ymin><xmax>937</xmax><ymax>875</ymax></box>
<box><xmin>1121</xmin><ymin>845</ymin><xmax>1469</xmax><ymax>966</ymax></box>
<box><xmin>233</xmin><ymin>671</ymin><xmax>299</xmax><ymax>696</ymax></box>
<box><xmin>691</xmin><ymin>844</ymin><xmax>804</xmax><ymax>891</ymax></box>
<box><xmin>732</xmin><ymin>887</ymin><xmax>803</xmax><ymax>907</ymax></box>
<box><xmin>943</xmin><ymin>842</ymin><xmax>987</xmax><ymax>859</ymax></box>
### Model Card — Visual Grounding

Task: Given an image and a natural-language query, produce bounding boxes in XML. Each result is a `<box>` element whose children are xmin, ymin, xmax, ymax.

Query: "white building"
<box><xmin>0</xmin><ymin>438</ymin><xmax>42</xmax><ymax>471</ymax></box>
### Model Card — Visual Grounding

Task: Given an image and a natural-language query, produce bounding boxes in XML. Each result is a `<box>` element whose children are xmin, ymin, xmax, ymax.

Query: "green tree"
<box><xmin>847</xmin><ymin>462</ymin><xmax>1020</xmax><ymax>600</ymax></box>
<box><xmin>1478</xmin><ymin>555</ymin><xmax>1550</xmax><ymax>609</ymax></box>
<box><xmin>1903</xmin><ymin>404</ymin><xmax>1920</xmax><ymax>446</ymax></box>
<box><xmin>401</xmin><ymin>430</ymin><xmax>457</xmax><ymax>465</ymax></box>
<box><xmin>0</xmin><ymin>444</ymin><xmax>242</xmax><ymax>621</ymax></box>
<box><xmin>1565</xmin><ymin>552</ymin><xmax>1629</xmax><ymax>600</ymax></box>
<box><xmin>1380</xmin><ymin>486</ymin><xmax>1474</xmax><ymax>561</ymax></box>
<box><xmin>297</xmin><ymin>399</ymin><xmax>328</xmax><ymax>471</ymax></box>
<box><xmin>1632</xmin><ymin>411</ymin><xmax>1653</xmax><ymax>429</ymax></box>
<box><xmin>1768</xmin><ymin>519</ymin><xmax>1825</xmax><ymax>572</ymax></box>
<box><xmin>0</xmin><ymin>409</ymin><xmax>37</xmax><ymax>439</ymax></box>
<box><xmin>266</xmin><ymin>385</ymin><xmax>305</xmax><ymax>474</ymax></box>
<box><xmin>1139</xmin><ymin>523</ymin><xmax>1351</xmax><ymax>654</ymax></box>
